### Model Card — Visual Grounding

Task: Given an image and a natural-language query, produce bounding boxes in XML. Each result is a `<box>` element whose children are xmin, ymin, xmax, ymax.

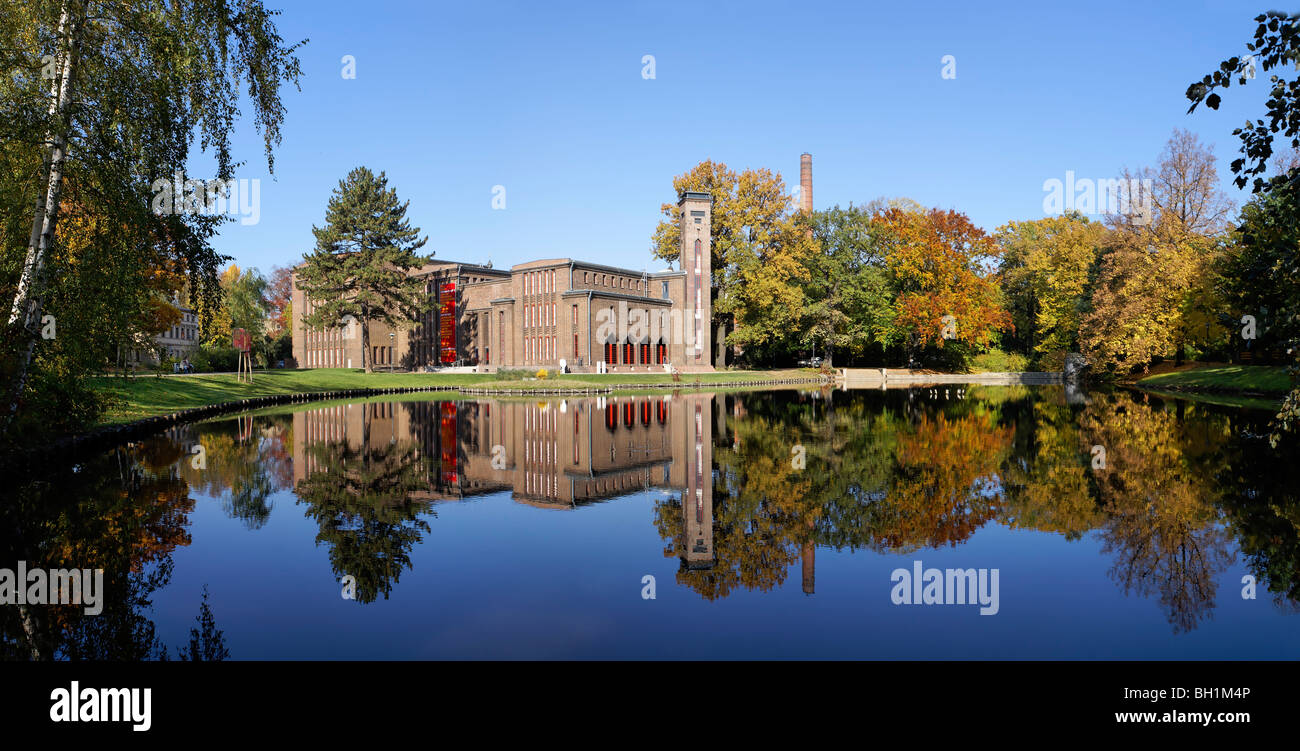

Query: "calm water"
<box><xmin>3</xmin><ymin>386</ymin><xmax>1299</xmax><ymax>659</ymax></box>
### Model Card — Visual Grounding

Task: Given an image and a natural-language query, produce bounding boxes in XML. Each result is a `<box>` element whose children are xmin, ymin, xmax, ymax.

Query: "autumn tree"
<box><xmin>1082</xmin><ymin>130</ymin><xmax>1233</xmax><ymax>373</ymax></box>
<box><xmin>1133</xmin><ymin>129</ymin><xmax>1234</xmax><ymax>236</ymax></box>
<box><xmin>1080</xmin><ymin>232</ymin><xmax>1201</xmax><ymax>374</ymax></box>
<box><xmin>872</xmin><ymin>207</ymin><xmax>1011</xmax><ymax>364</ymax></box>
<box><xmin>296</xmin><ymin>168</ymin><xmax>432</xmax><ymax>373</ymax></box>
<box><xmin>997</xmin><ymin>213</ymin><xmax>1106</xmax><ymax>366</ymax></box>
<box><xmin>266</xmin><ymin>265</ymin><xmax>294</xmax><ymax>335</ymax></box>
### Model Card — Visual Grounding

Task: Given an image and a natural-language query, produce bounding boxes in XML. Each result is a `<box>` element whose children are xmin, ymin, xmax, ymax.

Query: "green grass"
<box><xmin>91</xmin><ymin>369</ymin><xmax>495</xmax><ymax>424</ymax></box>
<box><xmin>967</xmin><ymin>349</ymin><xmax>1030</xmax><ymax>373</ymax></box>
<box><xmin>463</xmin><ymin>378</ymin><xmax>604</xmax><ymax>390</ymax></box>
<box><xmin>89</xmin><ymin>367</ymin><xmax>825</xmax><ymax>425</ymax></box>
<box><xmin>1137</xmin><ymin>365</ymin><xmax>1292</xmax><ymax>395</ymax></box>
<box><xmin>1136</xmin><ymin>387</ymin><xmax>1283</xmax><ymax>411</ymax></box>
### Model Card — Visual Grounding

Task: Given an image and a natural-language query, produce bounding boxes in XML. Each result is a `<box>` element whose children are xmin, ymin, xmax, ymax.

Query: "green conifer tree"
<box><xmin>296</xmin><ymin>167</ymin><xmax>432</xmax><ymax>373</ymax></box>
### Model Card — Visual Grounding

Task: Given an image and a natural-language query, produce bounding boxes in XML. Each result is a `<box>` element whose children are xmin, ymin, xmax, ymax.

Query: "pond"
<box><xmin>3</xmin><ymin>385</ymin><xmax>1299</xmax><ymax>659</ymax></box>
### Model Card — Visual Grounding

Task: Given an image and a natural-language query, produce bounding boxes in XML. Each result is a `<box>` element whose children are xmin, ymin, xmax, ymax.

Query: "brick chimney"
<box><xmin>799</xmin><ymin>153</ymin><xmax>813</xmax><ymax>214</ymax></box>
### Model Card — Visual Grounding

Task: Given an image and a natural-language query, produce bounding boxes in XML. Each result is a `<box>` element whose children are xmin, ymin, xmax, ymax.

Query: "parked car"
<box><xmin>798</xmin><ymin>356</ymin><xmax>824</xmax><ymax>368</ymax></box>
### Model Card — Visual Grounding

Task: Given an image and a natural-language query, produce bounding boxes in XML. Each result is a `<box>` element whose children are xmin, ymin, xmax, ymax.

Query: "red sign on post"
<box><xmin>232</xmin><ymin>328</ymin><xmax>251</xmax><ymax>352</ymax></box>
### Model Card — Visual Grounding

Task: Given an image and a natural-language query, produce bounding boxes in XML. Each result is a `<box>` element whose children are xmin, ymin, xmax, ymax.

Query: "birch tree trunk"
<box><xmin>4</xmin><ymin>1</ymin><xmax>82</xmax><ymax>430</ymax></box>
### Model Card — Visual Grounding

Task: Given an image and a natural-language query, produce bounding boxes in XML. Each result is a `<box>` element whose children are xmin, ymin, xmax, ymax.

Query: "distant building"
<box><xmin>127</xmin><ymin>299</ymin><xmax>200</xmax><ymax>365</ymax></box>
<box><xmin>292</xmin><ymin>191</ymin><xmax>731</xmax><ymax>372</ymax></box>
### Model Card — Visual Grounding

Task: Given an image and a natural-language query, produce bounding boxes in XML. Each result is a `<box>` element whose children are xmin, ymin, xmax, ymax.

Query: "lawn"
<box><xmin>90</xmin><ymin>367</ymin><xmax>825</xmax><ymax>424</ymax></box>
<box><xmin>91</xmin><ymin>369</ymin><xmax>495</xmax><ymax>423</ymax></box>
<box><xmin>1137</xmin><ymin>364</ymin><xmax>1292</xmax><ymax>395</ymax></box>
<box><xmin>463</xmin><ymin>378</ymin><xmax>607</xmax><ymax>391</ymax></box>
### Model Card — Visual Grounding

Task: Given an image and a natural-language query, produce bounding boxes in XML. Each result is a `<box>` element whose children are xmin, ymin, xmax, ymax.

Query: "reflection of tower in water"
<box><xmin>682</xmin><ymin>401</ymin><xmax>714</xmax><ymax>570</ymax></box>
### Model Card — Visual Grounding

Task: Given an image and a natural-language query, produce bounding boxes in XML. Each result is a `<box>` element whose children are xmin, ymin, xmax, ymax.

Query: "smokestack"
<box><xmin>799</xmin><ymin>153</ymin><xmax>813</xmax><ymax>214</ymax></box>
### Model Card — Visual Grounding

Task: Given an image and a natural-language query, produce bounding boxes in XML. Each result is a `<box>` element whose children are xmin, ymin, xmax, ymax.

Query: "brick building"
<box><xmin>292</xmin><ymin>191</ymin><xmax>730</xmax><ymax>373</ymax></box>
<box><xmin>127</xmin><ymin>299</ymin><xmax>200</xmax><ymax>366</ymax></box>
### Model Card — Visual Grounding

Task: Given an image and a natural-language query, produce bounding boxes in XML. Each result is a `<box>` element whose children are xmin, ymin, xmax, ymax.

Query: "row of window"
<box><xmin>306</xmin><ymin>348</ymin><xmax>344</xmax><ymax>368</ymax></box>
<box><xmin>525</xmin><ymin>336</ymin><xmax>556</xmax><ymax>363</ymax></box>
<box><xmin>603</xmin><ymin>341</ymin><xmax>666</xmax><ymax>365</ymax></box>
<box><xmin>165</xmin><ymin>325</ymin><xmax>197</xmax><ymax>341</ymax></box>
<box><xmin>604</xmin><ymin>400</ymin><xmax>669</xmax><ymax>429</ymax></box>
<box><xmin>524</xmin><ymin>269</ymin><xmax>556</xmax><ymax>297</ymax></box>
<box><xmin>525</xmin><ymin>302</ymin><xmax>556</xmax><ymax>329</ymax></box>
<box><xmin>581</xmin><ymin>270</ymin><xmax>644</xmax><ymax>293</ymax></box>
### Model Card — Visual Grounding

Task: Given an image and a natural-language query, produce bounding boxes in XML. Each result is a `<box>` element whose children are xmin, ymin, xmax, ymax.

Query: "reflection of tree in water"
<box><xmin>1213</xmin><ymin>421</ymin><xmax>1300</xmax><ymax>610</ymax></box>
<box><xmin>0</xmin><ymin>441</ymin><xmax>227</xmax><ymax>660</ymax></box>
<box><xmin>1081</xmin><ymin>394</ymin><xmax>1235</xmax><ymax>634</ymax></box>
<box><xmin>181</xmin><ymin>416</ymin><xmax>295</xmax><ymax>530</ymax></box>
<box><xmin>864</xmin><ymin>409</ymin><xmax>1011</xmax><ymax>552</ymax></box>
<box><xmin>654</xmin><ymin>489</ymin><xmax>799</xmax><ymax>601</ymax></box>
<box><xmin>654</xmin><ymin>388</ymin><xmax>1300</xmax><ymax>635</ymax></box>
<box><xmin>656</xmin><ymin>392</ymin><xmax>1014</xmax><ymax>598</ymax></box>
<box><xmin>998</xmin><ymin>388</ymin><xmax>1104</xmax><ymax>540</ymax></box>
<box><xmin>296</xmin><ymin>436</ymin><xmax>436</xmax><ymax>604</ymax></box>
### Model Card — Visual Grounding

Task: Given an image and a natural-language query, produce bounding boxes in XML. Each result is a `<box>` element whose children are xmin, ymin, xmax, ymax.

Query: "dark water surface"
<box><xmin>4</xmin><ymin>385</ymin><xmax>1299</xmax><ymax>659</ymax></box>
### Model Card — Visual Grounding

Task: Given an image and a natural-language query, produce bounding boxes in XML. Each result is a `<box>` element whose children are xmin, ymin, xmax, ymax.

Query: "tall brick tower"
<box><xmin>800</xmin><ymin>152</ymin><xmax>813</xmax><ymax>214</ymax></box>
<box><xmin>678</xmin><ymin>191</ymin><xmax>712</xmax><ymax>370</ymax></box>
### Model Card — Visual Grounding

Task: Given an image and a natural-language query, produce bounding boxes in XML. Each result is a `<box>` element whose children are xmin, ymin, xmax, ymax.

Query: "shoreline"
<box><xmin>5</xmin><ymin>374</ymin><xmax>831</xmax><ymax>474</ymax></box>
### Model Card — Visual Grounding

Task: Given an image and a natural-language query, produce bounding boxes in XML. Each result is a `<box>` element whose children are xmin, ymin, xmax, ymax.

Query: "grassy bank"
<box><xmin>1136</xmin><ymin>364</ymin><xmax>1292</xmax><ymax>396</ymax></box>
<box><xmin>90</xmin><ymin>367</ymin><xmax>824</xmax><ymax>424</ymax></box>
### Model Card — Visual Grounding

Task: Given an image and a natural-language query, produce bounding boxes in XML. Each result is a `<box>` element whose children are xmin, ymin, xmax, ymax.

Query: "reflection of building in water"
<box><xmin>291</xmin><ymin>393</ymin><xmax>717</xmax><ymax>567</ymax></box>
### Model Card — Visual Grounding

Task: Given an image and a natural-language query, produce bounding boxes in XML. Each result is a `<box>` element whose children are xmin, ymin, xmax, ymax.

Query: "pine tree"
<box><xmin>296</xmin><ymin>167</ymin><xmax>432</xmax><ymax>373</ymax></box>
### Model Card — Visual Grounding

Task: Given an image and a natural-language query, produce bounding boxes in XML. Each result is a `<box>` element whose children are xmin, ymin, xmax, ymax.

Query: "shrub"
<box><xmin>969</xmin><ymin>348</ymin><xmax>1030</xmax><ymax>373</ymax></box>
<box><xmin>536</xmin><ymin>368</ymin><xmax>548</xmax><ymax>380</ymax></box>
<box><xmin>1035</xmin><ymin>349</ymin><xmax>1068</xmax><ymax>373</ymax></box>
<box><xmin>191</xmin><ymin>345</ymin><xmax>240</xmax><ymax>373</ymax></box>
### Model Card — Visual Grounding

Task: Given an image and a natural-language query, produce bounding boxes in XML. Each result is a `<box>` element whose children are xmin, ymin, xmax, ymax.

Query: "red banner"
<box><xmin>440</xmin><ymin>402</ymin><xmax>458</xmax><ymax>485</ymax></box>
<box><xmin>438</xmin><ymin>282</ymin><xmax>456</xmax><ymax>364</ymax></box>
<box><xmin>232</xmin><ymin>328</ymin><xmax>250</xmax><ymax>352</ymax></box>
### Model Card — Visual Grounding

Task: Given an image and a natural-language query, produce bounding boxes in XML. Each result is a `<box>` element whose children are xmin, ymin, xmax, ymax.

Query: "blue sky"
<box><xmin>199</xmin><ymin>0</ymin><xmax>1276</xmax><ymax>277</ymax></box>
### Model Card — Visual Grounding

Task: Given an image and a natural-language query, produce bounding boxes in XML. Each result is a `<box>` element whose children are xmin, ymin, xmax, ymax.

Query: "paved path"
<box><xmin>838</xmin><ymin>368</ymin><xmax>1062</xmax><ymax>388</ymax></box>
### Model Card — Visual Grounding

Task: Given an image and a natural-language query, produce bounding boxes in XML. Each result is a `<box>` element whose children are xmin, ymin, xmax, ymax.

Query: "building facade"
<box><xmin>292</xmin><ymin>191</ymin><xmax>730</xmax><ymax>373</ymax></box>
<box><xmin>128</xmin><ymin>300</ymin><xmax>200</xmax><ymax>365</ymax></box>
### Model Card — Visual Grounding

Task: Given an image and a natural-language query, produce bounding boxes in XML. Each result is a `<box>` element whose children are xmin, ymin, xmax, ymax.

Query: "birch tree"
<box><xmin>1</xmin><ymin>0</ymin><xmax>304</xmax><ymax>433</ymax></box>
